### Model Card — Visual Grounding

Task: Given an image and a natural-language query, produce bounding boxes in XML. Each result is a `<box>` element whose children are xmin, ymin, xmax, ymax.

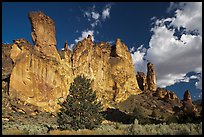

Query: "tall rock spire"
<box><xmin>28</xmin><ymin>11</ymin><xmax>60</xmax><ymax>61</ymax></box>
<box><xmin>146</xmin><ymin>62</ymin><xmax>157</xmax><ymax>91</ymax></box>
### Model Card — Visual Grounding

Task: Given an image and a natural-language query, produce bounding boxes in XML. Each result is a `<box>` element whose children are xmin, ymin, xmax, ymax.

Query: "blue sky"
<box><xmin>2</xmin><ymin>2</ymin><xmax>202</xmax><ymax>101</ymax></box>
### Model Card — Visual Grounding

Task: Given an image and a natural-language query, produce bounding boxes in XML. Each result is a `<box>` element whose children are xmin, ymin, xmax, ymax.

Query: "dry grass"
<box><xmin>2</xmin><ymin>129</ymin><xmax>29</xmax><ymax>135</ymax></box>
<box><xmin>49</xmin><ymin>129</ymin><xmax>126</xmax><ymax>135</ymax></box>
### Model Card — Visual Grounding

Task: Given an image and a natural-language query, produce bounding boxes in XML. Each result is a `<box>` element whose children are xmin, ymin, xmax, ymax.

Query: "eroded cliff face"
<box><xmin>72</xmin><ymin>37</ymin><xmax>114</xmax><ymax>107</ymax></box>
<box><xmin>9</xmin><ymin>39</ymin><xmax>73</xmax><ymax>113</ymax></box>
<box><xmin>109</xmin><ymin>38</ymin><xmax>141</xmax><ymax>103</ymax></box>
<box><xmin>72</xmin><ymin>36</ymin><xmax>141</xmax><ymax>107</ymax></box>
<box><xmin>5</xmin><ymin>11</ymin><xmax>141</xmax><ymax>114</ymax></box>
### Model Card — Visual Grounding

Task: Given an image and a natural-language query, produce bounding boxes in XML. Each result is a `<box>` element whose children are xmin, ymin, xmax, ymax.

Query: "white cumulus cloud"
<box><xmin>75</xmin><ymin>30</ymin><xmax>94</xmax><ymax>43</ymax></box>
<box><xmin>131</xmin><ymin>45</ymin><xmax>147</xmax><ymax>73</ymax></box>
<box><xmin>91</xmin><ymin>11</ymin><xmax>100</xmax><ymax>20</ymax></box>
<box><xmin>102</xmin><ymin>6</ymin><xmax>111</xmax><ymax>20</ymax></box>
<box><xmin>82</xmin><ymin>3</ymin><xmax>112</xmax><ymax>28</ymax></box>
<box><xmin>131</xmin><ymin>2</ymin><xmax>202</xmax><ymax>90</ymax></box>
<box><xmin>170</xmin><ymin>2</ymin><xmax>202</xmax><ymax>35</ymax></box>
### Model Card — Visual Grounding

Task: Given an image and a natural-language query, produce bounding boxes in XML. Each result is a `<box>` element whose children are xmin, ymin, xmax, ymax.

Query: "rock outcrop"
<box><xmin>8</xmin><ymin>38</ymin><xmax>74</xmax><ymax>113</ymax></box>
<box><xmin>28</xmin><ymin>11</ymin><xmax>61</xmax><ymax>61</ymax></box>
<box><xmin>2</xmin><ymin>44</ymin><xmax>13</xmax><ymax>80</ymax></box>
<box><xmin>154</xmin><ymin>87</ymin><xmax>179</xmax><ymax>101</ymax></box>
<box><xmin>183</xmin><ymin>90</ymin><xmax>192</xmax><ymax>104</ymax></box>
<box><xmin>2</xmin><ymin>43</ymin><xmax>13</xmax><ymax>94</ymax></box>
<box><xmin>4</xmin><ymin>11</ymin><xmax>141</xmax><ymax>113</ymax></box>
<box><xmin>136</xmin><ymin>72</ymin><xmax>148</xmax><ymax>91</ymax></box>
<box><xmin>182</xmin><ymin>90</ymin><xmax>197</xmax><ymax>113</ymax></box>
<box><xmin>72</xmin><ymin>36</ymin><xmax>115</xmax><ymax>107</ymax></box>
<box><xmin>146</xmin><ymin>62</ymin><xmax>156</xmax><ymax>91</ymax></box>
<box><xmin>72</xmin><ymin>36</ymin><xmax>141</xmax><ymax>107</ymax></box>
<box><xmin>109</xmin><ymin>38</ymin><xmax>141</xmax><ymax>102</ymax></box>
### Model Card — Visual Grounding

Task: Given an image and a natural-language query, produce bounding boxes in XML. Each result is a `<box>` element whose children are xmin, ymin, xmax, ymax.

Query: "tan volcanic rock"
<box><xmin>72</xmin><ymin>37</ymin><xmax>141</xmax><ymax>107</ymax></box>
<box><xmin>136</xmin><ymin>72</ymin><xmax>148</xmax><ymax>91</ymax></box>
<box><xmin>9</xmin><ymin>39</ymin><xmax>74</xmax><ymax>113</ymax></box>
<box><xmin>147</xmin><ymin>62</ymin><xmax>156</xmax><ymax>91</ymax></box>
<box><xmin>28</xmin><ymin>11</ymin><xmax>60</xmax><ymax>61</ymax></box>
<box><xmin>109</xmin><ymin>38</ymin><xmax>141</xmax><ymax>103</ymax></box>
<box><xmin>72</xmin><ymin>36</ymin><xmax>114</xmax><ymax>108</ymax></box>
<box><xmin>155</xmin><ymin>87</ymin><xmax>179</xmax><ymax>101</ymax></box>
<box><xmin>6</xmin><ymin>11</ymin><xmax>142</xmax><ymax>113</ymax></box>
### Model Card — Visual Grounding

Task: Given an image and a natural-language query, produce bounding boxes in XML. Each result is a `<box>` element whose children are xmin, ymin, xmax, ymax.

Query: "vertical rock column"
<box><xmin>147</xmin><ymin>62</ymin><xmax>157</xmax><ymax>91</ymax></box>
<box><xmin>182</xmin><ymin>90</ymin><xmax>197</xmax><ymax>113</ymax></box>
<box><xmin>183</xmin><ymin>90</ymin><xmax>192</xmax><ymax>104</ymax></box>
<box><xmin>28</xmin><ymin>11</ymin><xmax>60</xmax><ymax>61</ymax></box>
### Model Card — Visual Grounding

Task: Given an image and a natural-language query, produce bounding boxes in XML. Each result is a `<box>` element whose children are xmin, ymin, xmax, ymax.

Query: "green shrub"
<box><xmin>166</xmin><ymin>115</ymin><xmax>179</xmax><ymax>124</ymax></box>
<box><xmin>151</xmin><ymin>110</ymin><xmax>157</xmax><ymax>118</ymax></box>
<box><xmin>132</xmin><ymin>105</ymin><xmax>150</xmax><ymax>124</ymax></box>
<box><xmin>57</xmin><ymin>75</ymin><xmax>103</xmax><ymax>130</ymax></box>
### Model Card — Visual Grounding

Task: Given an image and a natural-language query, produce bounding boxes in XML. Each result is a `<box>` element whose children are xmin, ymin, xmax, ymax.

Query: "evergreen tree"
<box><xmin>57</xmin><ymin>75</ymin><xmax>103</xmax><ymax>130</ymax></box>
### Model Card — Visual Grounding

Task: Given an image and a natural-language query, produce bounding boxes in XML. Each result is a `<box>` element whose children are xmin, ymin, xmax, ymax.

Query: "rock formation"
<box><xmin>109</xmin><ymin>38</ymin><xmax>141</xmax><ymax>102</ymax></box>
<box><xmin>182</xmin><ymin>90</ymin><xmax>197</xmax><ymax>113</ymax></box>
<box><xmin>146</xmin><ymin>62</ymin><xmax>156</xmax><ymax>91</ymax></box>
<box><xmin>8</xmin><ymin>38</ymin><xmax>74</xmax><ymax>113</ymax></box>
<box><xmin>72</xmin><ymin>36</ymin><xmax>141</xmax><ymax>106</ymax></box>
<box><xmin>183</xmin><ymin>90</ymin><xmax>192</xmax><ymax>104</ymax></box>
<box><xmin>154</xmin><ymin>87</ymin><xmax>179</xmax><ymax>101</ymax></box>
<box><xmin>4</xmin><ymin>11</ymin><xmax>142</xmax><ymax>114</ymax></box>
<box><xmin>136</xmin><ymin>72</ymin><xmax>148</xmax><ymax>91</ymax></box>
<box><xmin>72</xmin><ymin>37</ymin><xmax>115</xmax><ymax>107</ymax></box>
<box><xmin>2</xmin><ymin>43</ymin><xmax>13</xmax><ymax>93</ymax></box>
<box><xmin>28</xmin><ymin>11</ymin><xmax>60</xmax><ymax>61</ymax></box>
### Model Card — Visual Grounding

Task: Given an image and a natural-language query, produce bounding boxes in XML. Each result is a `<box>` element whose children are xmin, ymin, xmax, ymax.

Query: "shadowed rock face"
<box><xmin>182</xmin><ymin>90</ymin><xmax>197</xmax><ymax>113</ymax></box>
<box><xmin>147</xmin><ymin>62</ymin><xmax>156</xmax><ymax>91</ymax></box>
<box><xmin>136</xmin><ymin>72</ymin><xmax>148</xmax><ymax>91</ymax></box>
<box><xmin>2</xmin><ymin>44</ymin><xmax>13</xmax><ymax>80</ymax></box>
<box><xmin>183</xmin><ymin>90</ymin><xmax>192</xmax><ymax>103</ymax></box>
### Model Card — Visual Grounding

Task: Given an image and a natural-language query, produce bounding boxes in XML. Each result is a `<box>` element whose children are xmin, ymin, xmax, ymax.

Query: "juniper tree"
<box><xmin>57</xmin><ymin>75</ymin><xmax>103</xmax><ymax>130</ymax></box>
